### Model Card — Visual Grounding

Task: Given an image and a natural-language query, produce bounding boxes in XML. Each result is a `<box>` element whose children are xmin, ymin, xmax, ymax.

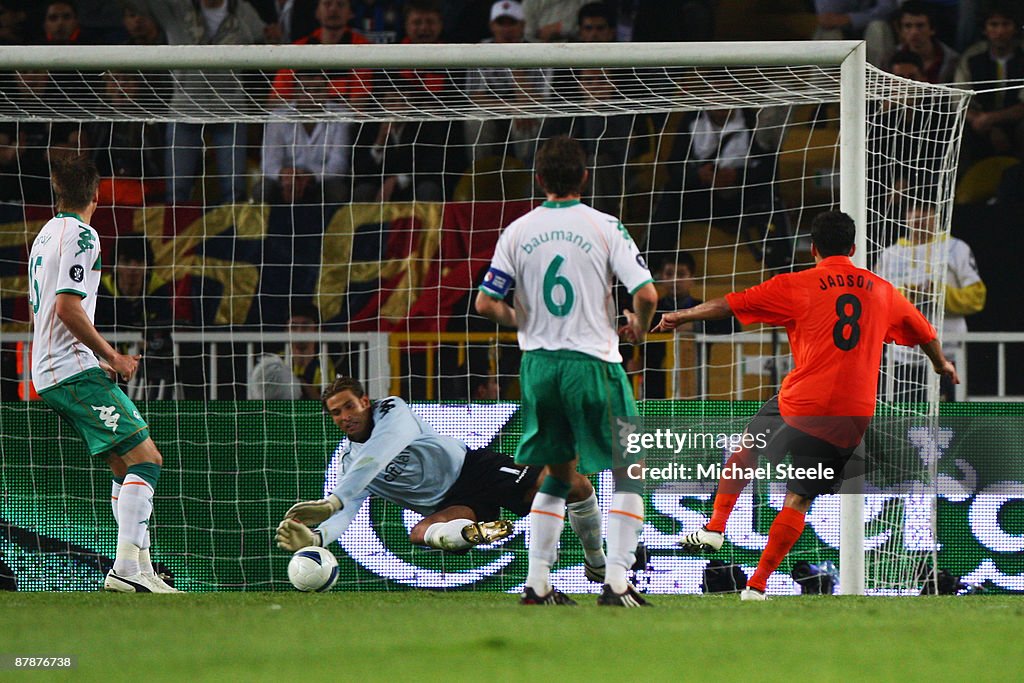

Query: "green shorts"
<box><xmin>516</xmin><ymin>349</ymin><xmax>639</xmax><ymax>475</ymax></box>
<box><xmin>38</xmin><ymin>368</ymin><xmax>150</xmax><ymax>458</ymax></box>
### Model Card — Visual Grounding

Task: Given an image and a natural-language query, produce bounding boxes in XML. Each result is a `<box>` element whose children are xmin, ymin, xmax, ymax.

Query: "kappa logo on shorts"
<box><xmin>92</xmin><ymin>405</ymin><xmax>121</xmax><ymax>432</ymax></box>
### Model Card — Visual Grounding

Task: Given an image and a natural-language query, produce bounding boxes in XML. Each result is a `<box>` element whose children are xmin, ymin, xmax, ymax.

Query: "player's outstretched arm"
<box><xmin>54</xmin><ymin>293</ymin><xmax>139</xmax><ymax>380</ymax></box>
<box><xmin>919</xmin><ymin>338</ymin><xmax>960</xmax><ymax>386</ymax></box>
<box><xmin>653</xmin><ymin>296</ymin><xmax>733</xmax><ymax>332</ymax></box>
<box><xmin>620</xmin><ymin>282</ymin><xmax>658</xmax><ymax>343</ymax></box>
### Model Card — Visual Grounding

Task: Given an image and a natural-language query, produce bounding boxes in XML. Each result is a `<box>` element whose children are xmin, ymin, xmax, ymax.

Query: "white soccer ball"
<box><xmin>287</xmin><ymin>546</ymin><xmax>339</xmax><ymax>592</ymax></box>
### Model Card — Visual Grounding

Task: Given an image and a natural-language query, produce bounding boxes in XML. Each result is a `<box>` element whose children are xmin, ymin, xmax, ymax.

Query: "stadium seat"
<box><xmin>452</xmin><ymin>156</ymin><xmax>533</xmax><ymax>202</ymax></box>
<box><xmin>955</xmin><ymin>156</ymin><xmax>1020</xmax><ymax>205</ymax></box>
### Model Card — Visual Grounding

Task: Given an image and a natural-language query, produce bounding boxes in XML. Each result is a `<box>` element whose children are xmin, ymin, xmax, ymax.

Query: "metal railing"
<box><xmin>3</xmin><ymin>329</ymin><xmax>1022</xmax><ymax>401</ymax></box>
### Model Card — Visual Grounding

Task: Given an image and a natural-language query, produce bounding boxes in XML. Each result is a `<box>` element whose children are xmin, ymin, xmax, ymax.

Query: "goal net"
<box><xmin>0</xmin><ymin>43</ymin><xmax>969</xmax><ymax>594</ymax></box>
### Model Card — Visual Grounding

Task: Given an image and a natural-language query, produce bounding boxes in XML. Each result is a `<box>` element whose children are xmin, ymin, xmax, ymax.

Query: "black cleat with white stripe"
<box><xmin>597</xmin><ymin>584</ymin><xmax>652</xmax><ymax>607</ymax></box>
<box><xmin>519</xmin><ymin>586</ymin><xmax>578</xmax><ymax>606</ymax></box>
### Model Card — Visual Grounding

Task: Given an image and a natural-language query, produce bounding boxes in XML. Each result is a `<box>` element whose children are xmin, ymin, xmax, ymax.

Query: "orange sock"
<box><xmin>705</xmin><ymin>448</ymin><xmax>755</xmax><ymax>533</ymax></box>
<box><xmin>706</xmin><ymin>493</ymin><xmax>739</xmax><ymax>533</ymax></box>
<box><xmin>747</xmin><ymin>506</ymin><xmax>806</xmax><ymax>593</ymax></box>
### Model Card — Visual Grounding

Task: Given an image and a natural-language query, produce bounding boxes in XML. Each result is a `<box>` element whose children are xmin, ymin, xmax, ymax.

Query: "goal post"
<box><xmin>839</xmin><ymin>41</ymin><xmax>867</xmax><ymax>596</ymax></box>
<box><xmin>0</xmin><ymin>41</ymin><xmax>971</xmax><ymax>594</ymax></box>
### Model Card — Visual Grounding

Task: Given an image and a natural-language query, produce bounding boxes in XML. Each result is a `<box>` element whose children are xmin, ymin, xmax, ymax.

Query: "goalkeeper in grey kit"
<box><xmin>277</xmin><ymin>377</ymin><xmax>607</xmax><ymax>575</ymax></box>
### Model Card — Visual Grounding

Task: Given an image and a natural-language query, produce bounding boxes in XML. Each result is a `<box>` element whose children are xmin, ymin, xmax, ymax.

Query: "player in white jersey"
<box><xmin>28</xmin><ymin>154</ymin><xmax>179</xmax><ymax>593</ymax></box>
<box><xmin>476</xmin><ymin>135</ymin><xmax>659</xmax><ymax>606</ymax></box>
<box><xmin>874</xmin><ymin>200</ymin><xmax>986</xmax><ymax>400</ymax></box>
<box><xmin>276</xmin><ymin>377</ymin><xmax>608</xmax><ymax>580</ymax></box>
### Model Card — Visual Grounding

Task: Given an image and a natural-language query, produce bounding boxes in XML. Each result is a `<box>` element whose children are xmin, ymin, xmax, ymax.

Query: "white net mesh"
<box><xmin>0</xmin><ymin>45</ymin><xmax>971</xmax><ymax>593</ymax></box>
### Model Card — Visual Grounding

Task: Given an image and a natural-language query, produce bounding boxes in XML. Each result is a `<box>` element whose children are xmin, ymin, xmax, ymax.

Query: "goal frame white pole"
<box><xmin>839</xmin><ymin>41</ymin><xmax>867</xmax><ymax>596</ymax></box>
<box><xmin>0</xmin><ymin>41</ymin><xmax>863</xmax><ymax>71</ymax></box>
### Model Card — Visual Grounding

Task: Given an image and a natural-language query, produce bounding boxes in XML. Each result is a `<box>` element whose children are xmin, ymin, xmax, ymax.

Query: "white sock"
<box><xmin>567</xmin><ymin>492</ymin><xmax>605</xmax><ymax>568</ymax></box>
<box><xmin>110</xmin><ymin>481</ymin><xmax>121</xmax><ymax>523</ymax></box>
<box><xmin>525</xmin><ymin>492</ymin><xmax>566</xmax><ymax>595</ymax></box>
<box><xmin>606</xmin><ymin>491</ymin><xmax>644</xmax><ymax>593</ymax></box>
<box><xmin>423</xmin><ymin>519</ymin><xmax>475</xmax><ymax>551</ymax></box>
<box><xmin>140</xmin><ymin>531</ymin><xmax>155</xmax><ymax>575</ymax></box>
<box><xmin>113</xmin><ymin>475</ymin><xmax>154</xmax><ymax>576</ymax></box>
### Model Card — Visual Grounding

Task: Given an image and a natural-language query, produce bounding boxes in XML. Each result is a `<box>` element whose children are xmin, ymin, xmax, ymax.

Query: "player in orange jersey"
<box><xmin>653</xmin><ymin>210</ymin><xmax>958</xmax><ymax>599</ymax></box>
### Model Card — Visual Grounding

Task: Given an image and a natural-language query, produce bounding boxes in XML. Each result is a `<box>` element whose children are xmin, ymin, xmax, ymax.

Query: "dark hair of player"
<box><xmin>810</xmin><ymin>211</ymin><xmax>856</xmax><ymax>258</ymax></box>
<box><xmin>321</xmin><ymin>376</ymin><xmax>365</xmax><ymax>409</ymax></box>
<box><xmin>50</xmin><ymin>152</ymin><xmax>99</xmax><ymax>211</ymax></box>
<box><xmin>535</xmin><ymin>135</ymin><xmax>587</xmax><ymax>197</ymax></box>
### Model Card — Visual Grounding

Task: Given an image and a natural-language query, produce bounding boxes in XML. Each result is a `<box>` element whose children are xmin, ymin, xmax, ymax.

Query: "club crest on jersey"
<box><xmin>69</xmin><ymin>264</ymin><xmax>85</xmax><ymax>282</ymax></box>
<box><xmin>74</xmin><ymin>229</ymin><xmax>95</xmax><ymax>256</ymax></box>
<box><xmin>92</xmin><ymin>405</ymin><xmax>120</xmax><ymax>432</ymax></box>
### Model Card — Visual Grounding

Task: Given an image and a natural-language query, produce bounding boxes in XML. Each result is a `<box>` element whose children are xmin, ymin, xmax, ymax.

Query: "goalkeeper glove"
<box><xmin>275</xmin><ymin>519</ymin><xmax>323</xmax><ymax>552</ymax></box>
<box><xmin>284</xmin><ymin>494</ymin><xmax>342</xmax><ymax>526</ymax></box>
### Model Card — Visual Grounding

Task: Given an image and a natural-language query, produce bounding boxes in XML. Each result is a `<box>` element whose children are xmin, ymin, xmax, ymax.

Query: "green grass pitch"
<box><xmin>1</xmin><ymin>593</ymin><xmax>1021</xmax><ymax>681</ymax></box>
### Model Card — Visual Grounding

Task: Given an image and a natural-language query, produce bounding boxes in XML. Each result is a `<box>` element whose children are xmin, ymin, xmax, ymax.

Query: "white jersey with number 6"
<box><xmin>480</xmin><ymin>199</ymin><xmax>653</xmax><ymax>363</ymax></box>
<box><xmin>28</xmin><ymin>213</ymin><xmax>103</xmax><ymax>392</ymax></box>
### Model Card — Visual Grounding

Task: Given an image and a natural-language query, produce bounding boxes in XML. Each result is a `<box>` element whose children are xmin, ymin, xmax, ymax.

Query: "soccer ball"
<box><xmin>287</xmin><ymin>546</ymin><xmax>339</xmax><ymax>592</ymax></box>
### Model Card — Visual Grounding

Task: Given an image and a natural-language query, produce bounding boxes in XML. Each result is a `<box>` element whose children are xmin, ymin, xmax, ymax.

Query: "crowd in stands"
<box><xmin>0</xmin><ymin>0</ymin><xmax>1019</xmax><ymax>207</ymax></box>
<box><xmin>0</xmin><ymin>0</ymin><xmax>1019</xmax><ymax>401</ymax></box>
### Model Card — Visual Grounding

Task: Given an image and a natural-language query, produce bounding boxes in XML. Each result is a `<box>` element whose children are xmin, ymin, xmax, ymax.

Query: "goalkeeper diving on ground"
<box><xmin>276</xmin><ymin>376</ymin><xmax>607</xmax><ymax>579</ymax></box>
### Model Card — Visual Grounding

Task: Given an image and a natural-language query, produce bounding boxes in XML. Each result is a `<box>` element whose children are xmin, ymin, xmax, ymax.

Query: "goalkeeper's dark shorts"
<box><xmin>747</xmin><ymin>396</ymin><xmax>858</xmax><ymax>498</ymax></box>
<box><xmin>437</xmin><ymin>448</ymin><xmax>540</xmax><ymax>520</ymax></box>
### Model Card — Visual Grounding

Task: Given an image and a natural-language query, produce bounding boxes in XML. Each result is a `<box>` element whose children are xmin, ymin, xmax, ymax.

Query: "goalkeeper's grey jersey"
<box><xmin>318</xmin><ymin>397</ymin><xmax>467</xmax><ymax>544</ymax></box>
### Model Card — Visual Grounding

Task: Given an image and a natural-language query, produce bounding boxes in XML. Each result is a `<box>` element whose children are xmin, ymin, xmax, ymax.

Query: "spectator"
<box><xmin>576</xmin><ymin>1</ymin><xmax>615</xmax><ymax>42</ymax></box>
<box><xmin>635</xmin><ymin>253</ymin><xmax>738</xmax><ymax>398</ymax></box>
<box><xmin>813</xmin><ymin>0</ymin><xmax>899</xmax><ymax>66</ymax></box>
<box><xmin>5</xmin><ymin>70</ymin><xmax>80</xmax><ymax>206</ymax></box>
<box><xmin>886</xmin><ymin>1</ymin><xmax>959</xmax><ymax>84</ymax></box>
<box><xmin>395</xmin><ymin>0</ymin><xmax>452</xmax><ymax>99</ymax></box>
<box><xmin>258</xmin><ymin>69</ymin><xmax>353</xmax><ymax>205</ymax></box>
<box><xmin>270</xmin><ymin>0</ymin><xmax>372</xmax><ymax>107</ymax></box>
<box><xmin>869</xmin><ymin>50</ymin><xmax>959</xmax><ymax>213</ymax></box>
<box><xmin>560</xmin><ymin>2</ymin><xmax>635</xmax><ymax>216</ymax></box>
<box><xmin>352</xmin><ymin>82</ymin><xmax>459</xmax><ymax>202</ymax></box>
<box><xmin>95</xmin><ymin>234</ymin><xmax>175</xmax><ymax>398</ymax></box>
<box><xmin>522</xmin><ymin>0</ymin><xmax>588</xmax><ymax>42</ymax></box>
<box><xmin>464</xmin><ymin>1</ymin><xmax>551</xmax><ymax>163</ymax></box>
<box><xmin>350</xmin><ymin>0</ymin><xmax>404</xmax><ymax>43</ymax></box>
<box><xmin>954</xmin><ymin>2</ymin><xmax>1024</xmax><ymax>164</ymax></box>
<box><xmin>0</xmin><ymin>1</ymin><xmax>28</xmax><ymax>44</ymax></box>
<box><xmin>249</xmin><ymin>305</ymin><xmax>335</xmax><ymax>400</ymax></box>
<box><xmin>84</xmin><ymin>71</ymin><xmax>166</xmax><ymax>206</ymax></box>
<box><xmin>42</xmin><ymin>1</ymin><xmax>90</xmax><ymax>44</ymax></box>
<box><xmin>136</xmin><ymin>0</ymin><xmax>266</xmax><ymax>205</ymax></box>
<box><xmin>118</xmin><ymin>3</ymin><xmax>171</xmax><ymax>114</ymax></box>
<box><xmin>874</xmin><ymin>200</ymin><xmax>986</xmax><ymax>401</ymax></box>
<box><xmin>121</xmin><ymin>1</ymin><xmax>164</xmax><ymax>45</ymax></box>
<box><xmin>649</xmin><ymin>106</ymin><xmax>776</xmax><ymax>261</ymax></box>
<box><xmin>41</xmin><ymin>2</ymin><xmax>103</xmax><ymax>114</ymax></box>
